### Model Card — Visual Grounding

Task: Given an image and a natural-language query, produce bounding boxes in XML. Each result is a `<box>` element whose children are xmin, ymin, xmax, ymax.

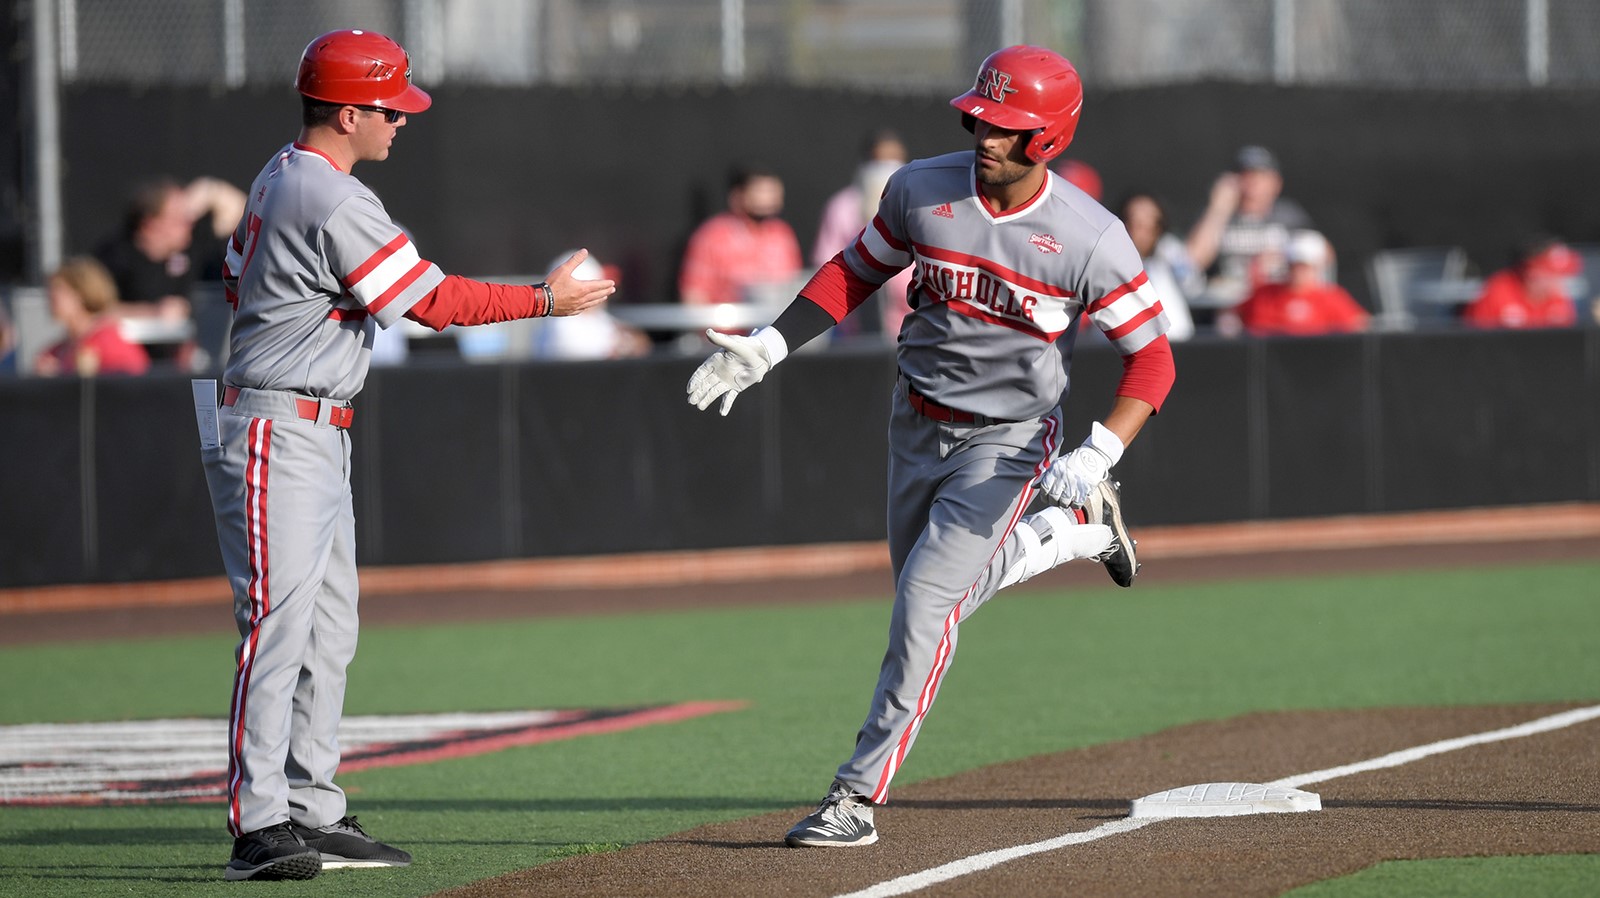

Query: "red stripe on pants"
<box><xmin>227</xmin><ymin>418</ymin><xmax>272</xmax><ymax>837</ymax></box>
<box><xmin>864</xmin><ymin>412</ymin><xmax>1062</xmax><ymax>797</ymax></box>
<box><xmin>868</xmin><ymin>415</ymin><xmax>1060</xmax><ymax>804</ymax></box>
<box><xmin>871</xmin><ymin>602</ymin><xmax>960</xmax><ymax>804</ymax></box>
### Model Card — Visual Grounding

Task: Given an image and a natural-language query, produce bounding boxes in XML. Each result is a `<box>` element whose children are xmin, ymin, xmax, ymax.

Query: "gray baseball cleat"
<box><xmin>224</xmin><ymin>822</ymin><xmax>322</xmax><ymax>881</ymax></box>
<box><xmin>785</xmin><ymin>780</ymin><xmax>878</xmax><ymax>847</ymax></box>
<box><xmin>1084</xmin><ymin>479</ymin><xmax>1139</xmax><ymax>587</ymax></box>
<box><xmin>291</xmin><ymin>816</ymin><xmax>412</xmax><ymax>868</ymax></box>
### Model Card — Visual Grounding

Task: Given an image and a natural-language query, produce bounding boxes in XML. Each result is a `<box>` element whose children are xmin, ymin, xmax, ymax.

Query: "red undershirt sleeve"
<box><xmin>1115</xmin><ymin>334</ymin><xmax>1176</xmax><ymax>413</ymax></box>
<box><xmin>800</xmin><ymin>254</ymin><xmax>888</xmax><ymax>323</ymax></box>
<box><xmin>404</xmin><ymin>275</ymin><xmax>545</xmax><ymax>331</ymax></box>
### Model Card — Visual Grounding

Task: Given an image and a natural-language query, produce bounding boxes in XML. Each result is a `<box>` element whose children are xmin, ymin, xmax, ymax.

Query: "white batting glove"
<box><xmin>1038</xmin><ymin>421</ymin><xmax>1126</xmax><ymax>508</ymax></box>
<box><xmin>686</xmin><ymin>327</ymin><xmax>789</xmax><ymax>416</ymax></box>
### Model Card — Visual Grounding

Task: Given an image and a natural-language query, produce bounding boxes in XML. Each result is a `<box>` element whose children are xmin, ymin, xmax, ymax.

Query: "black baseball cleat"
<box><xmin>224</xmin><ymin>822</ymin><xmax>322</xmax><ymax>881</ymax></box>
<box><xmin>291</xmin><ymin>816</ymin><xmax>412</xmax><ymax>869</ymax></box>
<box><xmin>785</xmin><ymin>780</ymin><xmax>878</xmax><ymax>847</ymax></box>
<box><xmin>1085</xmin><ymin>479</ymin><xmax>1139</xmax><ymax>587</ymax></box>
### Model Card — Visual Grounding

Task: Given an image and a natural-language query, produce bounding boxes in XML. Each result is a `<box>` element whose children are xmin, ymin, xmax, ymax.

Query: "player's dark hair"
<box><xmin>301</xmin><ymin>96</ymin><xmax>342</xmax><ymax>128</ymax></box>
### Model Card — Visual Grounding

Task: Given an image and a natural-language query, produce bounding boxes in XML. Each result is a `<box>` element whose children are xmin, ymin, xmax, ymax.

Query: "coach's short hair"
<box><xmin>302</xmin><ymin>96</ymin><xmax>342</xmax><ymax>128</ymax></box>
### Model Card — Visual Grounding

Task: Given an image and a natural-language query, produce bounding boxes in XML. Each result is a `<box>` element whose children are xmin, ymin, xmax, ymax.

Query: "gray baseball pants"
<box><xmin>836</xmin><ymin>381</ymin><xmax>1063</xmax><ymax>803</ymax></box>
<box><xmin>201</xmin><ymin>387</ymin><xmax>357</xmax><ymax>837</ymax></box>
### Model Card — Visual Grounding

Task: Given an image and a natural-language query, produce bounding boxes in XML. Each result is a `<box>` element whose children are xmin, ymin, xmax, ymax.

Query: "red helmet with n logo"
<box><xmin>950</xmin><ymin>46</ymin><xmax>1083</xmax><ymax>164</ymax></box>
<box><xmin>295</xmin><ymin>29</ymin><xmax>432</xmax><ymax>114</ymax></box>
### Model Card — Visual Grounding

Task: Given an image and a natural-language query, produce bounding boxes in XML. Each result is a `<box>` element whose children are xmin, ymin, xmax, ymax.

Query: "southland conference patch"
<box><xmin>0</xmin><ymin>702</ymin><xmax>743</xmax><ymax>806</ymax></box>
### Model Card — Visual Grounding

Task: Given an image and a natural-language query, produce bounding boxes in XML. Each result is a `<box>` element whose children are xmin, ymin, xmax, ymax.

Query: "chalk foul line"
<box><xmin>1268</xmin><ymin>704</ymin><xmax>1600</xmax><ymax>790</ymax></box>
<box><xmin>833</xmin><ymin>703</ymin><xmax>1600</xmax><ymax>898</ymax></box>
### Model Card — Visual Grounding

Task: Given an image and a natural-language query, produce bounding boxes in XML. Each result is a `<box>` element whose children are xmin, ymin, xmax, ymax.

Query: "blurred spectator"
<box><xmin>0</xmin><ymin>297</ymin><xmax>15</xmax><ymax>375</ymax></box>
<box><xmin>1119</xmin><ymin>191</ymin><xmax>1197</xmax><ymax>342</ymax></box>
<box><xmin>93</xmin><ymin>176</ymin><xmax>246</xmax><ymax>323</ymax></box>
<box><xmin>1462</xmin><ymin>237</ymin><xmax>1581</xmax><ymax>329</ymax></box>
<box><xmin>1186</xmin><ymin>145</ymin><xmax>1313</xmax><ymax>306</ymax></box>
<box><xmin>529</xmin><ymin>250</ymin><xmax>651</xmax><ymax>360</ymax></box>
<box><xmin>679</xmin><ymin>165</ymin><xmax>803</xmax><ymax>307</ymax></box>
<box><xmin>813</xmin><ymin>130</ymin><xmax>911</xmax><ymax>341</ymax></box>
<box><xmin>34</xmin><ymin>256</ymin><xmax>150</xmax><ymax>377</ymax></box>
<box><xmin>1053</xmin><ymin>159</ymin><xmax>1103</xmax><ymax>202</ymax></box>
<box><xmin>1223</xmin><ymin>230</ymin><xmax>1369</xmax><ymax>337</ymax></box>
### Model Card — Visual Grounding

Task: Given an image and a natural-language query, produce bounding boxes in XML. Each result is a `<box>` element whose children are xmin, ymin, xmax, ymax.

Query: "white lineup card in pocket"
<box><xmin>191</xmin><ymin>379</ymin><xmax>221</xmax><ymax>450</ymax></box>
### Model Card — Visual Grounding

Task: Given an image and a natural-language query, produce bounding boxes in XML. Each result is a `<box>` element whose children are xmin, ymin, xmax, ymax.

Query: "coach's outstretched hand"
<box><xmin>546</xmin><ymin>248</ymin><xmax>616</xmax><ymax>317</ymax></box>
<box><xmin>686</xmin><ymin>327</ymin><xmax>788</xmax><ymax>416</ymax></box>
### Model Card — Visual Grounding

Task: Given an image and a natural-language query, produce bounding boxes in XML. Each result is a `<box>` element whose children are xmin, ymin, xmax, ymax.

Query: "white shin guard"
<box><xmin>998</xmin><ymin>506</ymin><xmax>1115</xmax><ymax>590</ymax></box>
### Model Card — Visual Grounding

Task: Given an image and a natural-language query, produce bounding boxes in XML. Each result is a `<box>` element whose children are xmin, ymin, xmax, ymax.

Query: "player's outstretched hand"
<box><xmin>546</xmin><ymin>248</ymin><xmax>616</xmax><ymax>317</ymax></box>
<box><xmin>686</xmin><ymin>330</ymin><xmax>773</xmax><ymax>416</ymax></box>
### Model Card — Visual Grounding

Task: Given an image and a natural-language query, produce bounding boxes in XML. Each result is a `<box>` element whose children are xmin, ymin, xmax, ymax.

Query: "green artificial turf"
<box><xmin>2</xmin><ymin>560</ymin><xmax>1597</xmax><ymax>897</ymax></box>
<box><xmin>1284</xmin><ymin>854</ymin><xmax>1600</xmax><ymax>898</ymax></box>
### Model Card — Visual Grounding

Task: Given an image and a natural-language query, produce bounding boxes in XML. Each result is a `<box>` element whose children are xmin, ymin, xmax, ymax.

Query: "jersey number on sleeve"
<box><xmin>229</xmin><ymin>212</ymin><xmax>264</xmax><ymax>310</ymax></box>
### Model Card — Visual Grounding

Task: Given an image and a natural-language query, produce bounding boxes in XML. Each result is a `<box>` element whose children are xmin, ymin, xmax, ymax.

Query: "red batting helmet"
<box><xmin>949</xmin><ymin>45</ymin><xmax>1083</xmax><ymax>165</ymax></box>
<box><xmin>295</xmin><ymin>29</ymin><xmax>431</xmax><ymax>114</ymax></box>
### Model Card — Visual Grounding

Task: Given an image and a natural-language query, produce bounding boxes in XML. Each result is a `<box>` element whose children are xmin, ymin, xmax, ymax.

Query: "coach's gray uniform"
<box><xmin>203</xmin><ymin>143</ymin><xmax>442</xmax><ymax>837</ymax></box>
<box><xmin>832</xmin><ymin>152</ymin><xmax>1168</xmax><ymax>803</ymax></box>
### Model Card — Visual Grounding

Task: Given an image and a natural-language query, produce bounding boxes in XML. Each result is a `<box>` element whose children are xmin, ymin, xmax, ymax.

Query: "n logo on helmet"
<box><xmin>976</xmin><ymin>67</ymin><xmax>1018</xmax><ymax>103</ymax></box>
<box><xmin>366</xmin><ymin>62</ymin><xmax>396</xmax><ymax>79</ymax></box>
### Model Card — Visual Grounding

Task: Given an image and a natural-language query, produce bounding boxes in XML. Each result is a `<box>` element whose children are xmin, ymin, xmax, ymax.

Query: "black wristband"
<box><xmin>534</xmin><ymin>282</ymin><xmax>556</xmax><ymax>317</ymax></box>
<box><xmin>770</xmin><ymin>296</ymin><xmax>837</xmax><ymax>349</ymax></box>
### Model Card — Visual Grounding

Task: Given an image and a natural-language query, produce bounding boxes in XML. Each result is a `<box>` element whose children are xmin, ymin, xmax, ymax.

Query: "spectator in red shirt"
<box><xmin>679</xmin><ymin>166</ymin><xmax>803</xmax><ymax>307</ymax></box>
<box><xmin>1463</xmin><ymin>237</ymin><xmax>1581</xmax><ymax>329</ymax></box>
<box><xmin>1227</xmin><ymin>230</ymin><xmax>1370</xmax><ymax>337</ymax></box>
<box><xmin>35</xmin><ymin>256</ymin><xmax>151</xmax><ymax>377</ymax></box>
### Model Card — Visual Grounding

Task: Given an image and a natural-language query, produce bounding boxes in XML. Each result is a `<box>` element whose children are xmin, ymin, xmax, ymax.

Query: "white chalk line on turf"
<box><xmin>832</xmin><ymin>703</ymin><xmax>1600</xmax><ymax>898</ymax></box>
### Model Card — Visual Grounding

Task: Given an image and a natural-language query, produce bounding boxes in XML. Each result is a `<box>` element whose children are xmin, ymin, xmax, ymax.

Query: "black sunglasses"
<box><xmin>355</xmin><ymin>105</ymin><xmax>403</xmax><ymax>123</ymax></box>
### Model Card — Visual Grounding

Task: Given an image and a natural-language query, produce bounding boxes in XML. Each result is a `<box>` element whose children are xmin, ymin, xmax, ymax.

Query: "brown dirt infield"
<box><xmin>435</xmin><ymin>704</ymin><xmax>1600</xmax><ymax>898</ymax></box>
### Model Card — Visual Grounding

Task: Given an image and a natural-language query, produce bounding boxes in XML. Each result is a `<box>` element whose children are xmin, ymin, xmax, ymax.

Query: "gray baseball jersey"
<box><xmin>222</xmin><ymin>142</ymin><xmax>443</xmax><ymax>399</ymax></box>
<box><xmin>205</xmin><ymin>141</ymin><xmax>441</xmax><ymax>837</ymax></box>
<box><xmin>806</xmin><ymin>152</ymin><xmax>1170</xmax><ymax>803</ymax></box>
<box><xmin>852</xmin><ymin>150</ymin><xmax>1167</xmax><ymax>421</ymax></box>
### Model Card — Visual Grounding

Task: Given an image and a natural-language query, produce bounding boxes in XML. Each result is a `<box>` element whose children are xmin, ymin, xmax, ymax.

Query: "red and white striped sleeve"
<box><xmin>1082</xmin><ymin>222</ymin><xmax>1170</xmax><ymax>356</ymax></box>
<box><xmin>323</xmin><ymin>195</ymin><xmax>445</xmax><ymax>328</ymax></box>
<box><xmin>1079</xmin><ymin>221</ymin><xmax>1175</xmax><ymax>411</ymax></box>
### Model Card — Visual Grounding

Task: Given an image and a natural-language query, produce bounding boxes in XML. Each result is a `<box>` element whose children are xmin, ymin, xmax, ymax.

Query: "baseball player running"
<box><xmin>687</xmin><ymin>45</ymin><xmax>1175</xmax><ymax>847</ymax></box>
<box><xmin>200</xmin><ymin>30</ymin><xmax>613</xmax><ymax>881</ymax></box>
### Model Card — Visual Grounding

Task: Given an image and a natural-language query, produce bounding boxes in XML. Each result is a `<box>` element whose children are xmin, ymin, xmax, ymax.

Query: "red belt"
<box><xmin>222</xmin><ymin>386</ymin><xmax>354</xmax><ymax>430</ymax></box>
<box><xmin>906</xmin><ymin>382</ymin><xmax>978</xmax><ymax>425</ymax></box>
